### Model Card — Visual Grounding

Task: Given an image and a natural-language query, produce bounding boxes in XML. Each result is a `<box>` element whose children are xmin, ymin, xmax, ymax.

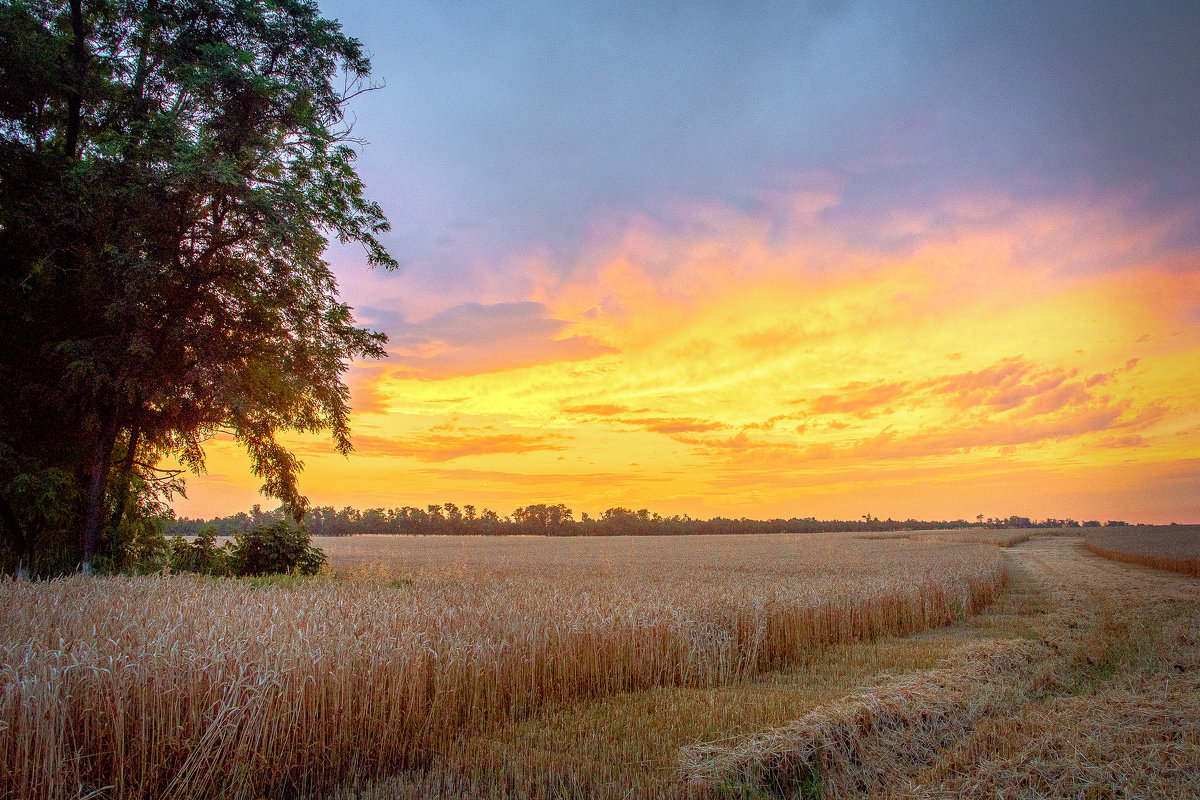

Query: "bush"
<box><xmin>169</xmin><ymin>526</ymin><xmax>231</xmax><ymax>576</ymax></box>
<box><xmin>166</xmin><ymin>521</ymin><xmax>324</xmax><ymax>578</ymax></box>
<box><xmin>92</xmin><ymin>511</ymin><xmax>170</xmax><ymax>576</ymax></box>
<box><xmin>229</xmin><ymin>520</ymin><xmax>326</xmax><ymax>577</ymax></box>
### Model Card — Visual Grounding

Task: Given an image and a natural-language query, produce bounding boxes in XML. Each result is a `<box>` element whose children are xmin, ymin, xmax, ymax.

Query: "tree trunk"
<box><xmin>81</xmin><ymin>416</ymin><xmax>119</xmax><ymax>569</ymax></box>
<box><xmin>131</xmin><ymin>0</ymin><xmax>158</xmax><ymax>103</ymax></box>
<box><xmin>0</xmin><ymin>493</ymin><xmax>30</xmax><ymax>576</ymax></box>
<box><xmin>108</xmin><ymin>420</ymin><xmax>142</xmax><ymax>533</ymax></box>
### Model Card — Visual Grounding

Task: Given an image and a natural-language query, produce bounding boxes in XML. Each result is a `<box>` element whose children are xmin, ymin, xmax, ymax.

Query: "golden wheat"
<box><xmin>0</xmin><ymin>532</ymin><xmax>1005</xmax><ymax>800</ymax></box>
<box><xmin>1085</xmin><ymin>525</ymin><xmax>1200</xmax><ymax>578</ymax></box>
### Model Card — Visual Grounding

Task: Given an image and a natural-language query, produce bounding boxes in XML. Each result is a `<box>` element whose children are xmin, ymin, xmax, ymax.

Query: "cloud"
<box><xmin>744</xmin><ymin>413</ymin><xmax>807</xmax><ymax>431</ymax></box>
<box><xmin>344</xmin><ymin>364</ymin><xmax>391</xmax><ymax>415</ymax></box>
<box><xmin>735</xmin><ymin>324</ymin><xmax>807</xmax><ymax>353</ymax></box>
<box><xmin>417</xmin><ymin>467</ymin><xmax>668</xmax><ymax>487</ymax></box>
<box><xmin>1022</xmin><ymin>381</ymin><xmax>1093</xmax><ymax>417</ymax></box>
<box><xmin>352</xmin><ymin>430</ymin><xmax>569</xmax><ymax>462</ymax></box>
<box><xmin>670</xmin><ymin>430</ymin><xmax>785</xmax><ymax>458</ymax></box>
<box><xmin>340</xmin><ymin>0</ymin><xmax>1200</xmax><ymax>294</ymax></box>
<box><xmin>843</xmin><ymin>407</ymin><xmax>1131</xmax><ymax>461</ymax></box>
<box><xmin>362</xmin><ymin>302</ymin><xmax>618</xmax><ymax>378</ymax></box>
<box><xmin>556</xmin><ymin>408</ymin><xmax>728</xmax><ymax>434</ymax></box>
<box><xmin>918</xmin><ymin>357</ymin><xmax>1149</xmax><ymax>420</ymax></box>
<box><xmin>789</xmin><ymin>360</ymin><xmax>1111</xmax><ymax>422</ymax></box>
<box><xmin>658</xmin><ymin>352</ymin><xmax>1173</xmax><ymax>467</ymax></box>
<box><xmin>561</xmin><ymin>403</ymin><xmax>637</xmax><ymax>416</ymax></box>
<box><xmin>800</xmin><ymin>394</ymin><xmax>1171</xmax><ymax>465</ymax></box>
<box><xmin>784</xmin><ymin>358</ymin><xmax>1150</xmax><ymax>428</ymax></box>
<box><xmin>806</xmin><ymin>381</ymin><xmax>911</xmax><ymax>417</ymax></box>
<box><xmin>617</xmin><ymin>416</ymin><xmax>727</xmax><ymax>434</ymax></box>
<box><xmin>922</xmin><ymin>357</ymin><xmax>1042</xmax><ymax>410</ymax></box>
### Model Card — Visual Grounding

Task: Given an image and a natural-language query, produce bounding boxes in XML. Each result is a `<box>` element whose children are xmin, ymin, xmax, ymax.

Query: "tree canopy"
<box><xmin>0</xmin><ymin>0</ymin><xmax>395</xmax><ymax>574</ymax></box>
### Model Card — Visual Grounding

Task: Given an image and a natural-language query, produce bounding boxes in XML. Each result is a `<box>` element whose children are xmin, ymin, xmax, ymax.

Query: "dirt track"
<box><xmin>907</xmin><ymin>536</ymin><xmax>1200</xmax><ymax>798</ymax></box>
<box><xmin>1015</xmin><ymin>534</ymin><xmax>1199</xmax><ymax>614</ymax></box>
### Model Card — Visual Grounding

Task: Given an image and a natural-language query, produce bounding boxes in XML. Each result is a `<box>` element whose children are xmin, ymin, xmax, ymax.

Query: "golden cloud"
<box><xmin>352</xmin><ymin>431</ymin><xmax>570</xmax><ymax>462</ymax></box>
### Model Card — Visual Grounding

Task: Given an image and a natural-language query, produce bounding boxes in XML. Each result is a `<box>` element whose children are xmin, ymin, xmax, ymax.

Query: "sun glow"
<box><xmin>173</xmin><ymin>190</ymin><xmax>1200</xmax><ymax>523</ymax></box>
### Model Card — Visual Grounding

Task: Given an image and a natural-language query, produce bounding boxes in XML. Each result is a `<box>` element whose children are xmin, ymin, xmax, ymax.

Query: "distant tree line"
<box><xmin>165</xmin><ymin>504</ymin><xmax>1135</xmax><ymax>539</ymax></box>
<box><xmin>977</xmin><ymin>515</ymin><xmax>1130</xmax><ymax>529</ymax></box>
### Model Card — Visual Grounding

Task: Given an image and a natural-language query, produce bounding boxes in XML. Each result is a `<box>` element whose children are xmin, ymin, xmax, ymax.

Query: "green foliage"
<box><xmin>0</xmin><ymin>467</ymin><xmax>81</xmax><ymax>576</ymax></box>
<box><xmin>169</xmin><ymin>526</ymin><xmax>230</xmax><ymax>576</ymax></box>
<box><xmin>511</xmin><ymin>502</ymin><xmax>574</xmax><ymax>535</ymax></box>
<box><xmin>169</xmin><ymin>502</ymin><xmax>1135</xmax><ymax>541</ymax></box>
<box><xmin>229</xmin><ymin>520</ymin><xmax>325</xmax><ymax>577</ymax></box>
<box><xmin>0</xmin><ymin>0</ymin><xmax>394</xmax><ymax>574</ymax></box>
<box><xmin>91</xmin><ymin>471</ymin><xmax>177</xmax><ymax>574</ymax></box>
<box><xmin>167</xmin><ymin>522</ymin><xmax>324</xmax><ymax>578</ymax></box>
<box><xmin>238</xmin><ymin>570</ymin><xmax>325</xmax><ymax>589</ymax></box>
<box><xmin>98</xmin><ymin>514</ymin><xmax>170</xmax><ymax>575</ymax></box>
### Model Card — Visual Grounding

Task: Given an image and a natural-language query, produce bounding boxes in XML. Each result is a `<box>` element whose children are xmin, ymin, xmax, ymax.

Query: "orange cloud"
<box><xmin>561</xmin><ymin>404</ymin><xmax>638</xmax><ymax>416</ymax></box>
<box><xmin>923</xmin><ymin>357</ymin><xmax>1073</xmax><ymax>411</ymax></box>
<box><xmin>416</xmin><ymin>467</ymin><xmax>670</xmax><ymax>488</ymax></box>
<box><xmin>617</xmin><ymin>416</ymin><xmax>728</xmax><ymax>434</ymax></box>
<box><xmin>806</xmin><ymin>381</ymin><xmax>911</xmax><ymax>417</ymax></box>
<box><xmin>367</xmin><ymin>301</ymin><xmax>618</xmax><ymax>379</ymax></box>
<box><xmin>353</xmin><ymin>431</ymin><xmax>569</xmax><ymax>462</ymax></box>
<box><xmin>734</xmin><ymin>324</ymin><xmax>807</xmax><ymax>353</ymax></box>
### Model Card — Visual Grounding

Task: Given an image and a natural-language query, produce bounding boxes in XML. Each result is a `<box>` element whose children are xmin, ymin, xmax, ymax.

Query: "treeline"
<box><xmin>982</xmin><ymin>515</ymin><xmax>1130</xmax><ymax>529</ymax></box>
<box><xmin>165</xmin><ymin>504</ymin><xmax>1133</xmax><ymax>539</ymax></box>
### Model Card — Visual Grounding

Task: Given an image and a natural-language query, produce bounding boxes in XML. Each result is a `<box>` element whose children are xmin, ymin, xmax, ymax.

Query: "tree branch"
<box><xmin>65</xmin><ymin>0</ymin><xmax>87</xmax><ymax>160</ymax></box>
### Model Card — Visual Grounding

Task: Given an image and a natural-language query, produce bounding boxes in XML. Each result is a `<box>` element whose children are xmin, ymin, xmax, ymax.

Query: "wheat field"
<box><xmin>0</xmin><ymin>532</ymin><xmax>1005</xmax><ymax>800</ymax></box>
<box><xmin>1085</xmin><ymin>525</ymin><xmax>1200</xmax><ymax>578</ymax></box>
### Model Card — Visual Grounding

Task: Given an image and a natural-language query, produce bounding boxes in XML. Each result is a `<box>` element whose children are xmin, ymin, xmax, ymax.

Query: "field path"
<box><xmin>900</xmin><ymin>535</ymin><xmax>1200</xmax><ymax>799</ymax></box>
<box><xmin>1014</xmin><ymin>533</ymin><xmax>1199</xmax><ymax>613</ymax></box>
<box><xmin>685</xmin><ymin>535</ymin><xmax>1200</xmax><ymax>799</ymax></box>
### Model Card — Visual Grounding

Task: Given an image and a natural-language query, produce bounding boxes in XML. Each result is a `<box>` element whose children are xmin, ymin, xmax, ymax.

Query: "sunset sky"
<box><xmin>172</xmin><ymin>0</ymin><xmax>1200</xmax><ymax>524</ymax></box>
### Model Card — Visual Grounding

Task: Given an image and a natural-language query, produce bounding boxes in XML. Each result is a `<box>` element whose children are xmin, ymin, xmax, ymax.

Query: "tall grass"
<box><xmin>0</xmin><ymin>534</ymin><xmax>1006</xmax><ymax>800</ymax></box>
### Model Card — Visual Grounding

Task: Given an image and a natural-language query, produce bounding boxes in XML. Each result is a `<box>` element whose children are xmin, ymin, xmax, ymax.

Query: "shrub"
<box><xmin>169</xmin><ymin>526</ymin><xmax>231</xmax><ymax>576</ymax></box>
<box><xmin>229</xmin><ymin>520</ymin><xmax>326</xmax><ymax>576</ymax></box>
<box><xmin>92</xmin><ymin>511</ymin><xmax>170</xmax><ymax>575</ymax></box>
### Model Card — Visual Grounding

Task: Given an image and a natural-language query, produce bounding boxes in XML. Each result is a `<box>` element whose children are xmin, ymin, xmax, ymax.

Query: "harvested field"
<box><xmin>1085</xmin><ymin>524</ymin><xmax>1200</xmax><ymax>578</ymax></box>
<box><xmin>0</xmin><ymin>533</ymin><xmax>1005</xmax><ymax>800</ymax></box>
<box><xmin>683</xmin><ymin>537</ymin><xmax>1200</xmax><ymax>800</ymax></box>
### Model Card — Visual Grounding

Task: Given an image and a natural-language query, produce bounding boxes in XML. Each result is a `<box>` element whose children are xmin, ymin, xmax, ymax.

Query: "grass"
<box><xmin>308</xmin><ymin>535</ymin><xmax>1199</xmax><ymax>800</ymax></box>
<box><xmin>0</xmin><ymin>532</ymin><xmax>1006</xmax><ymax>800</ymax></box>
<box><xmin>334</xmin><ymin>628</ymin><xmax>985</xmax><ymax>799</ymax></box>
<box><xmin>904</xmin><ymin>540</ymin><xmax>1200</xmax><ymax>799</ymax></box>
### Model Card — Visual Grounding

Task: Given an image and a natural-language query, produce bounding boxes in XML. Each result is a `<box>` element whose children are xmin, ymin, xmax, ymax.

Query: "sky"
<box><xmin>172</xmin><ymin>0</ymin><xmax>1200</xmax><ymax>524</ymax></box>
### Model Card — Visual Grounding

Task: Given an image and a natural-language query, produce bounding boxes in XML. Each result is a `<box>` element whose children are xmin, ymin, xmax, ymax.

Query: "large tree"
<box><xmin>0</xmin><ymin>0</ymin><xmax>395</xmax><ymax>574</ymax></box>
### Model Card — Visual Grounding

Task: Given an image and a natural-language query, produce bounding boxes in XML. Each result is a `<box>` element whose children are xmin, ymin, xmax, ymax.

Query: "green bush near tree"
<box><xmin>169</xmin><ymin>526</ymin><xmax>230</xmax><ymax>576</ymax></box>
<box><xmin>168</xmin><ymin>521</ymin><xmax>324</xmax><ymax>578</ymax></box>
<box><xmin>229</xmin><ymin>521</ymin><xmax>326</xmax><ymax>577</ymax></box>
